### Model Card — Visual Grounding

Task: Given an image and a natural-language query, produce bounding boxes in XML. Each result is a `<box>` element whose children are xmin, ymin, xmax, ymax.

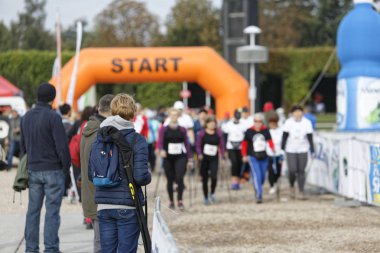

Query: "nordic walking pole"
<box><xmin>154</xmin><ymin>159</ymin><xmax>164</xmax><ymax>198</ymax></box>
<box><xmin>222</xmin><ymin>159</ymin><xmax>232</xmax><ymax>202</ymax></box>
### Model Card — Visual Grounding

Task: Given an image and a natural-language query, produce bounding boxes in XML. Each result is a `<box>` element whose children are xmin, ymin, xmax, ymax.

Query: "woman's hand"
<box><xmin>242</xmin><ymin>156</ymin><xmax>248</xmax><ymax>163</ymax></box>
<box><xmin>187</xmin><ymin>159</ymin><xmax>194</xmax><ymax>170</ymax></box>
<box><xmin>160</xmin><ymin>150</ymin><xmax>167</xmax><ymax>158</ymax></box>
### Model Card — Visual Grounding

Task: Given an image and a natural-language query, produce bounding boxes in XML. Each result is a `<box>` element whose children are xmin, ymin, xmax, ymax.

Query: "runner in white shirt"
<box><xmin>222</xmin><ymin>110</ymin><xmax>246</xmax><ymax>190</ymax></box>
<box><xmin>281</xmin><ymin>105</ymin><xmax>315</xmax><ymax>199</ymax></box>
<box><xmin>164</xmin><ymin>101</ymin><xmax>195</xmax><ymax>145</ymax></box>
<box><xmin>239</xmin><ymin>106</ymin><xmax>254</xmax><ymax>130</ymax></box>
<box><xmin>266</xmin><ymin>113</ymin><xmax>283</xmax><ymax>195</ymax></box>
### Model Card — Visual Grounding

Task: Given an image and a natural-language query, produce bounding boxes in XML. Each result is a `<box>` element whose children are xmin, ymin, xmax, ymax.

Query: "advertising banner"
<box><xmin>308</xmin><ymin>136</ymin><xmax>339</xmax><ymax>193</ymax></box>
<box><xmin>369</xmin><ymin>145</ymin><xmax>380</xmax><ymax>206</ymax></box>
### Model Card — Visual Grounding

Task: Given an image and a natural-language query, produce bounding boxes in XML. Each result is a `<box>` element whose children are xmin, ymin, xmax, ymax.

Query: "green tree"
<box><xmin>165</xmin><ymin>0</ymin><xmax>222</xmax><ymax>52</ymax></box>
<box><xmin>301</xmin><ymin>0</ymin><xmax>352</xmax><ymax>46</ymax></box>
<box><xmin>61</xmin><ymin>19</ymin><xmax>90</xmax><ymax>51</ymax></box>
<box><xmin>260</xmin><ymin>0</ymin><xmax>315</xmax><ymax>48</ymax></box>
<box><xmin>9</xmin><ymin>0</ymin><xmax>53</xmax><ymax>50</ymax></box>
<box><xmin>135</xmin><ymin>83</ymin><xmax>181</xmax><ymax>108</ymax></box>
<box><xmin>0</xmin><ymin>21</ymin><xmax>11</xmax><ymax>51</ymax></box>
<box><xmin>90</xmin><ymin>0</ymin><xmax>160</xmax><ymax>47</ymax></box>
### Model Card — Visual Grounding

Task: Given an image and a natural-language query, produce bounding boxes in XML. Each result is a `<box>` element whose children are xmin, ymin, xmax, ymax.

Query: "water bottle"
<box><xmin>337</xmin><ymin>0</ymin><xmax>380</xmax><ymax>131</ymax></box>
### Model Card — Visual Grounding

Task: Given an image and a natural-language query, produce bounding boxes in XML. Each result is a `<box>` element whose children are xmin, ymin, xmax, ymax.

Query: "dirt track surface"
<box><xmin>153</xmin><ymin>171</ymin><xmax>380</xmax><ymax>253</ymax></box>
<box><xmin>2</xmin><ymin>168</ymin><xmax>380</xmax><ymax>253</ymax></box>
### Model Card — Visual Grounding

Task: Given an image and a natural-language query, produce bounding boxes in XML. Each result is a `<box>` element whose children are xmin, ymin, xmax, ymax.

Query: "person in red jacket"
<box><xmin>242</xmin><ymin>113</ymin><xmax>275</xmax><ymax>203</ymax></box>
<box><xmin>134</xmin><ymin>103</ymin><xmax>149</xmax><ymax>138</ymax></box>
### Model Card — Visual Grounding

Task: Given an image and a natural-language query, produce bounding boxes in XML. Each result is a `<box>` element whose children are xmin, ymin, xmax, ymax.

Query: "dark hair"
<box><xmin>267</xmin><ymin>112</ymin><xmax>279</xmax><ymax>123</ymax></box>
<box><xmin>59</xmin><ymin>103</ymin><xmax>71</xmax><ymax>115</ymax></box>
<box><xmin>290</xmin><ymin>104</ymin><xmax>304</xmax><ymax>113</ymax></box>
<box><xmin>98</xmin><ymin>94</ymin><xmax>115</xmax><ymax>114</ymax></box>
<box><xmin>81</xmin><ymin>106</ymin><xmax>93</xmax><ymax>121</ymax></box>
<box><xmin>234</xmin><ymin>109</ymin><xmax>241</xmax><ymax>120</ymax></box>
<box><xmin>205</xmin><ymin>116</ymin><xmax>217</xmax><ymax>127</ymax></box>
<box><xmin>198</xmin><ymin>108</ymin><xmax>208</xmax><ymax>114</ymax></box>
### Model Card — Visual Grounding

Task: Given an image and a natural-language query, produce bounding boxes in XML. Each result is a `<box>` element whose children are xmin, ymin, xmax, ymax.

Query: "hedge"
<box><xmin>0</xmin><ymin>47</ymin><xmax>339</xmax><ymax>108</ymax></box>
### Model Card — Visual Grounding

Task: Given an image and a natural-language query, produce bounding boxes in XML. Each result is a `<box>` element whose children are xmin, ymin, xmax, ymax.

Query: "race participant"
<box><xmin>158</xmin><ymin>109</ymin><xmax>193</xmax><ymax>211</ymax></box>
<box><xmin>146</xmin><ymin>109</ymin><xmax>160</xmax><ymax>171</ymax></box>
<box><xmin>281</xmin><ymin>105</ymin><xmax>315</xmax><ymax>199</ymax></box>
<box><xmin>222</xmin><ymin>109</ymin><xmax>245</xmax><ymax>190</ymax></box>
<box><xmin>193</xmin><ymin>108</ymin><xmax>208</xmax><ymax>139</ymax></box>
<box><xmin>266</xmin><ymin>113</ymin><xmax>283</xmax><ymax>195</ymax></box>
<box><xmin>164</xmin><ymin>101</ymin><xmax>195</xmax><ymax>146</ymax></box>
<box><xmin>239</xmin><ymin>106</ymin><xmax>254</xmax><ymax>130</ymax></box>
<box><xmin>134</xmin><ymin>103</ymin><xmax>149</xmax><ymax>139</ymax></box>
<box><xmin>238</xmin><ymin>107</ymin><xmax>254</xmax><ymax>183</ymax></box>
<box><xmin>242</xmin><ymin>113</ymin><xmax>275</xmax><ymax>203</ymax></box>
<box><xmin>196</xmin><ymin>116</ymin><xmax>225</xmax><ymax>205</ymax></box>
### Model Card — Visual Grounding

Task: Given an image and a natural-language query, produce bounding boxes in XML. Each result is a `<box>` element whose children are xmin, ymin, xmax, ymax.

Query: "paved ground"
<box><xmin>1</xmin><ymin>166</ymin><xmax>380</xmax><ymax>253</ymax></box>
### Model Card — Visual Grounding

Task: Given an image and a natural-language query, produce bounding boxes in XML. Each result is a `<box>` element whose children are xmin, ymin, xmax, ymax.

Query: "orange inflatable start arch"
<box><xmin>50</xmin><ymin>46</ymin><xmax>249</xmax><ymax>119</ymax></box>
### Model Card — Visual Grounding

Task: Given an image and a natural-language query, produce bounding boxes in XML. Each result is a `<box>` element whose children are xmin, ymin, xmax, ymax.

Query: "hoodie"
<box><xmin>92</xmin><ymin>115</ymin><xmax>151</xmax><ymax>207</ymax></box>
<box><xmin>80</xmin><ymin>114</ymin><xmax>105</xmax><ymax>220</ymax></box>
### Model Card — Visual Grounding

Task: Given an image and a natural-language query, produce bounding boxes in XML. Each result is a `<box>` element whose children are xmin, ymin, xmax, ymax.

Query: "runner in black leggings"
<box><xmin>196</xmin><ymin>116</ymin><xmax>226</xmax><ymax>205</ymax></box>
<box><xmin>158</xmin><ymin>109</ymin><xmax>193</xmax><ymax>211</ymax></box>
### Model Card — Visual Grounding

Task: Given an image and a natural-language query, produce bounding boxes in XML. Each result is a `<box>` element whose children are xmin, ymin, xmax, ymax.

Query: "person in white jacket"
<box><xmin>266</xmin><ymin>113</ymin><xmax>283</xmax><ymax>195</ymax></box>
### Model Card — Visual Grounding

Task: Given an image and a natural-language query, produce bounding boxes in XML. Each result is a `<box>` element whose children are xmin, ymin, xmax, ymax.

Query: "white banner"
<box><xmin>152</xmin><ymin>197</ymin><xmax>178</xmax><ymax>253</ymax></box>
<box><xmin>308</xmin><ymin>133</ymin><xmax>377</xmax><ymax>205</ymax></box>
<box><xmin>308</xmin><ymin>135</ymin><xmax>339</xmax><ymax>193</ymax></box>
<box><xmin>66</xmin><ymin>21</ymin><xmax>83</xmax><ymax>106</ymax></box>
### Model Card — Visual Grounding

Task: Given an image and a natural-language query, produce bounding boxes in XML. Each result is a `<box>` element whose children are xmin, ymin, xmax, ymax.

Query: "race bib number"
<box><xmin>253</xmin><ymin>139</ymin><xmax>266</xmax><ymax>152</ymax></box>
<box><xmin>203</xmin><ymin>144</ymin><xmax>218</xmax><ymax>156</ymax></box>
<box><xmin>253</xmin><ymin>134</ymin><xmax>266</xmax><ymax>152</ymax></box>
<box><xmin>168</xmin><ymin>143</ymin><xmax>183</xmax><ymax>155</ymax></box>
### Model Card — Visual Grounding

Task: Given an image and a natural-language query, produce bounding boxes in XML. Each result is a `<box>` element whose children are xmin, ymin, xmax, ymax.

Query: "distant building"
<box><xmin>222</xmin><ymin>0</ymin><xmax>259</xmax><ymax>105</ymax></box>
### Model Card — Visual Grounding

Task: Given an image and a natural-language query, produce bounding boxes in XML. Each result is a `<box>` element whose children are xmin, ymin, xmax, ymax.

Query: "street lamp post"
<box><xmin>237</xmin><ymin>26</ymin><xmax>268</xmax><ymax>114</ymax></box>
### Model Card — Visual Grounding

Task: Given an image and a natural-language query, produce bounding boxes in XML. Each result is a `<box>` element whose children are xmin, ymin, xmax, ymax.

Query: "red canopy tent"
<box><xmin>0</xmin><ymin>76</ymin><xmax>22</xmax><ymax>97</ymax></box>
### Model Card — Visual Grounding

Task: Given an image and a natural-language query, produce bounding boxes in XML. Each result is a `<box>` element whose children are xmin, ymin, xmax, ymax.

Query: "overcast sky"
<box><xmin>0</xmin><ymin>0</ymin><xmax>222</xmax><ymax>31</ymax></box>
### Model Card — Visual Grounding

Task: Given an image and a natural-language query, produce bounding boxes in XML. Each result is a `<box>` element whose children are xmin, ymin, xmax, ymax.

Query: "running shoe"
<box><xmin>256</xmin><ymin>198</ymin><xmax>263</xmax><ymax>204</ymax></box>
<box><xmin>290</xmin><ymin>187</ymin><xmax>296</xmax><ymax>199</ymax></box>
<box><xmin>178</xmin><ymin>201</ymin><xmax>185</xmax><ymax>211</ymax></box>
<box><xmin>169</xmin><ymin>202</ymin><xmax>175</xmax><ymax>210</ymax></box>
<box><xmin>269</xmin><ymin>186</ymin><xmax>276</xmax><ymax>195</ymax></box>
<box><xmin>210</xmin><ymin>194</ymin><xmax>217</xmax><ymax>204</ymax></box>
<box><xmin>204</xmin><ymin>197</ymin><xmax>210</xmax><ymax>205</ymax></box>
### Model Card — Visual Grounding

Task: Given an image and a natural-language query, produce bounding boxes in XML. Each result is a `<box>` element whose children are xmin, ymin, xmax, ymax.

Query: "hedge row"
<box><xmin>0</xmin><ymin>47</ymin><xmax>339</xmax><ymax>108</ymax></box>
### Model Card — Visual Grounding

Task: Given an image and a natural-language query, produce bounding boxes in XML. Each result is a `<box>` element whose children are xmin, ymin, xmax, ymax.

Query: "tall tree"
<box><xmin>90</xmin><ymin>0</ymin><xmax>160</xmax><ymax>47</ymax></box>
<box><xmin>0</xmin><ymin>21</ymin><xmax>11</xmax><ymax>51</ymax></box>
<box><xmin>259</xmin><ymin>0</ymin><xmax>315</xmax><ymax>48</ymax></box>
<box><xmin>165</xmin><ymin>0</ymin><xmax>222</xmax><ymax>52</ymax></box>
<box><xmin>10</xmin><ymin>0</ymin><xmax>53</xmax><ymax>50</ymax></box>
<box><xmin>301</xmin><ymin>0</ymin><xmax>352</xmax><ymax>46</ymax></box>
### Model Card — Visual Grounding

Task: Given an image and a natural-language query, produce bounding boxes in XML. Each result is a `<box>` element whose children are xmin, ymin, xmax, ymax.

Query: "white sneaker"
<box><xmin>269</xmin><ymin>187</ymin><xmax>276</xmax><ymax>195</ymax></box>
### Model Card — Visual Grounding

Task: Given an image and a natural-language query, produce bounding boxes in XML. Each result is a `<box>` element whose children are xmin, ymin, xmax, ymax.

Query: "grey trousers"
<box><xmin>286</xmin><ymin>152</ymin><xmax>308</xmax><ymax>192</ymax></box>
<box><xmin>92</xmin><ymin>219</ymin><xmax>101</xmax><ymax>253</ymax></box>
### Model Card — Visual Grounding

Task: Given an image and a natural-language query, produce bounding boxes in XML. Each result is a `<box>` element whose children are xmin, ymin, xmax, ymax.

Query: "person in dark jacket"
<box><xmin>80</xmin><ymin>94</ymin><xmax>114</xmax><ymax>253</ymax></box>
<box><xmin>20</xmin><ymin>83</ymin><xmax>71</xmax><ymax>253</ymax></box>
<box><xmin>158</xmin><ymin>108</ymin><xmax>193</xmax><ymax>211</ymax></box>
<box><xmin>89</xmin><ymin>93</ymin><xmax>151</xmax><ymax>253</ymax></box>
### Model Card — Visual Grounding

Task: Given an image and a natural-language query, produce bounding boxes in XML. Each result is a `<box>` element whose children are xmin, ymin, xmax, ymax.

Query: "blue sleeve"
<box><xmin>51</xmin><ymin>114</ymin><xmax>71</xmax><ymax>171</ymax></box>
<box><xmin>133</xmin><ymin>134</ymin><xmax>151</xmax><ymax>186</ymax></box>
<box><xmin>88</xmin><ymin>149</ymin><xmax>94</xmax><ymax>182</ymax></box>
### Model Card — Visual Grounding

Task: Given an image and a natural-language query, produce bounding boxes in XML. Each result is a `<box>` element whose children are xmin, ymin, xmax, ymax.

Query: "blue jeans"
<box><xmin>98</xmin><ymin>209</ymin><xmax>140</xmax><ymax>253</ymax></box>
<box><xmin>248</xmin><ymin>156</ymin><xmax>269</xmax><ymax>200</ymax></box>
<box><xmin>7</xmin><ymin>140</ymin><xmax>19</xmax><ymax>167</ymax></box>
<box><xmin>25</xmin><ymin>170</ymin><xmax>65</xmax><ymax>253</ymax></box>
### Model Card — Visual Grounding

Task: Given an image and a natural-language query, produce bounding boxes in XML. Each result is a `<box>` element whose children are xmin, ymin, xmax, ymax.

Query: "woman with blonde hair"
<box><xmin>158</xmin><ymin>108</ymin><xmax>193</xmax><ymax>211</ymax></box>
<box><xmin>90</xmin><ymin>93</ymin><xmax>151</xmax><ymax>253</ymax></box>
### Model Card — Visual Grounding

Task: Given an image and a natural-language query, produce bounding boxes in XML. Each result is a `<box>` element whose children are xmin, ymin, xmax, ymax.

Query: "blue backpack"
<box><xmin>89</xmin><ymin>128</ymin><xmax>123</xmax><ymax>188</ymax></box>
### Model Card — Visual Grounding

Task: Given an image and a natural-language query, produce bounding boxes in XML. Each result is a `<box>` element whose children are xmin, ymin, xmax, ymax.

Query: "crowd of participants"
<box><xmin>3</xmin><ymin>82</ymin><xmax>317</xmax><ymax>253</ymax></box>
<box><xmin>151</xmin><ymin>101</ymin><xmax>315</xmax><ymax>207</ymax></box>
